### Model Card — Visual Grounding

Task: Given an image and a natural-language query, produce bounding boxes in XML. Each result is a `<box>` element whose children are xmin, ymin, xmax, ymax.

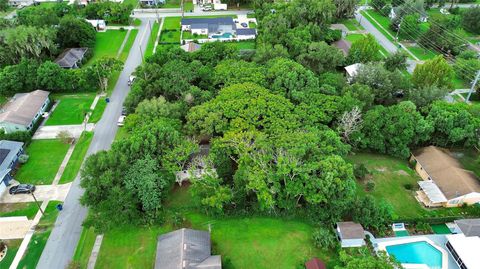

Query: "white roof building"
<box><xmin>445</xmin><ymin>233</ymin><xmax>480</xmax><ymax>269</ymax></box>
<box><xmin>344</xmin><ymin>63</ymin><xmax>363</xmax><ymax>83</ymax></box>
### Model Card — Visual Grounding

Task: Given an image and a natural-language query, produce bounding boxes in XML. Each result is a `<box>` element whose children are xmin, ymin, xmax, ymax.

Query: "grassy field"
<box><xmin>58</xmin><ymin>132</ymin><xmax>94</xmax><ymax>184</ymax></box>
<box><xmin>72</xmin><ymin>227</ymin><xmax>97</xmax><ymax>268</ymax></box>
<box><xmin>182</xmin><ymin>31</ymin><xmax>208</xmax><ymax>40</ymax></box>
<box><xmin>16</xmin><ymin>140</ymin><xmax>70</xmax><ymax>185</ymax></box>
<box><xmin>0</xmin><ymin>203</ymin><xmax>38</xmax><ymax>219</ymax></box>
<box><xmin>119</xmin><ymin>29</ymin><xmax>139</xmax><ymax>62</ymax></box>
<box><xmin>17</xmin><ymin>201</ymin><xmax>62</xmax><ymax>269</ymax></box>
<box><xmin>163</xmin><ymin>17</ymin><xmax>182</xmax><ymax>30</ymax></box>
<box><xmin>160</xmin><ymin>30</ymin><xmax>181</xmax><ymax>43</ymax></box>
<box><xmin>86</xmin><ymin>30</ymin><xmax>129</xmax><ymax>65</ymax></box>
<box><xmin>339</xmin><ymin>18</ymin><xmax>363</xmax><ymax>31</ymax></box>
<box><xmin>362</xmin><ymin>10</ymin><xmax>395</xmax><ymax>41</ymax></box>
<box><xmin>0</xmin><ymin>239</ymin><xmax>22</xmax><ymax>269</ymax></box>
<box><xmin>408</xmin><ymin>46</ymin><xmax>438</xmax><ymax>61</ymax></box>
<box><xmin>88</xmin><ymin>97</ymin><xmax>107</xmax><ymax>123</ymax></box>
<box><xmin>146</xmin><ymin>21</ymin><xmax>161</xmax><ymax>58</ymax></box>
<box><xmin>431</xmin><ymin>224</ymin><xmax>451</xmax><ymax>234</ymax></box>
<box><xmin>348</xmin><ymin>152</ymin><xmax>479</xmax><ymax>220</ymax></box>
<box><xmin>45</xmin><ymin>93</ymin><xmax>95</xmax><ymax>126</ymax></box>
<box><xmin>229</xmin><ymin>41</ymin><xmax>256</xmax><ymax>50</ymax></box>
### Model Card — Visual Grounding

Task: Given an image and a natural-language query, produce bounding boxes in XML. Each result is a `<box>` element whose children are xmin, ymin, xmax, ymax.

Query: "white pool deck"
<box><xmin>373</xmin><ymin>235</ymin><xmax>459</xmax><ymax>269</ymax></box>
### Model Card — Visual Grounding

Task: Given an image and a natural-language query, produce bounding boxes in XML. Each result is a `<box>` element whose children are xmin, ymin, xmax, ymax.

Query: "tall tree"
<box><xmin>57</xmin><ymin>16</ymin><xmax>96</xmax><ymax>49</ymax></box>
<box><xmin>347</xmin><ymin>34</ymin><xmax>381</xmax><ymax>64</ymax></box>
<box><xmin>462</xmin><ymin>7</ymin><xmax>480</xmax><ymax>34</ymax></box>
<box><xmin>333</xmin><ymin>0</ymin><xmax>357</xmax><ymax>19</ymax></box>
<box><xmin>411</xmin><ymin>56</ymin><xmax>454</xmax><ymax>89</ymax></box>
<box><xmin>296</xmin><ymin>41</ymin><xmax>345</xmax><ymax>74</ymax></box>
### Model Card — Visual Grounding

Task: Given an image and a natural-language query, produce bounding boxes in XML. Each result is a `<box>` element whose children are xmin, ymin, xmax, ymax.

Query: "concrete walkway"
<box><xmin>33</xmin><ymin>124</ymin><xmax>95</xmax><ymax>140</ymax></box>
<box><xmin>0</xmin><ymin>217</ymin><xmax>32</xmax><ymax>240</ymax></box>
<box><xmin>153</xmin><ymin>18</ymin><xmax>164</xmax><ymax>54</ymax></box>
<box><xmin>87</xmin><ymin>234</ymin><xmax>104</xmax><ymax>269</ymax></box>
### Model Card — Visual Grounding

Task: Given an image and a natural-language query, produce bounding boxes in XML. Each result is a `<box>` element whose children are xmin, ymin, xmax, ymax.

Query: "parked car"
<box><xmin>127</xmin><ymin>75</ymin><xmax>136</xmax><ymax>86</ymax></box>
<box><xmin>9</xmin><ymin>184</ymin><xmax>36</xmax><ymax>195</ymax></box>
<box><xmin>117</xmin><ymin>115</ymin><xmax>126</xmax><ymax>126</ymax></box>
<box><xmin>241</xmin><ymin>22</ymin><xmax>248</xmax><ymax>28</ymax></box>
<box><xmin>202</xmin><ymin>6</ymin><xmax>212</xmax><ymax>11</ymax></box>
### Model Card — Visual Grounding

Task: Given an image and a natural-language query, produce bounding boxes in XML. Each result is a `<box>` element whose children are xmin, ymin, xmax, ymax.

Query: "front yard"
<box><xmin>15</xmin><ymin>140</ymin><xmax>70</xmax><ymax>185</ymax></box>
<box><xmin>85</xmin><ymin>30</ymin><xmax>129</xmax><ymax>65</ymax></box>
<box><xmin>45</xmin><ymin>93</ymin><xmax>95</xmax><ymax>126</ymax></box>
<box><xmin>0</xmin><ymin>203</ymin><xmax>38</xmax><ymax>219</ymax></box>
<box><xmin>59</xmin><ymin>132</ymin><xmax>93</xmax><ymax>184</ymax></box>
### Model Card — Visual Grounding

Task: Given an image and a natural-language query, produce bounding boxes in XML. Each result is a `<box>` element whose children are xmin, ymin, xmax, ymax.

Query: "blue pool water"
<box><xmin>212</xmin><ymin>32</ymin><xmax>233</xmax><ymax>38</ymax></box>
<box><xmin>386</xmin><ymin>241</ymin><xmax>442</xmax><ymax>269</ymax></box>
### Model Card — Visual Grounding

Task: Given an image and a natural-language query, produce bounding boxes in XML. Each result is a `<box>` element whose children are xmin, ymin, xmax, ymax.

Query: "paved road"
<box><xmin>35</xmin><ymin>18</ymin><xmax>153</xmax><ymax>269</ymax></box>
<box><xmin>355</xmin><ymin>6</ymin><xmax>418</xmax><ymax>73</ymax></box>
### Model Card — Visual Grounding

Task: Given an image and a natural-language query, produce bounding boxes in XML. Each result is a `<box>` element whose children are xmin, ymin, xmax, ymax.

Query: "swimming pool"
<box><xmin>211</xmin><ymin>32</ymin><xmax>233</xmax><ymax>38</ymax></box>
<box><xmin>386</xmin><ymin>241</ymin><xmax>442</xmax><ymax>269</ymax></box>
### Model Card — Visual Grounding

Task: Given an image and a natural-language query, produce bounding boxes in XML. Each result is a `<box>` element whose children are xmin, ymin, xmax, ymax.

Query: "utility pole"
<box><xmin>181</xmin><ymin>0</ymin><xmax>185</xmax><ymax>18</ymax></box>
<box><xmin>395</xmin><ymin>16</ymin><xmax>404</xmax><ymax>42</ymax></box>
<box><xmin>31</xmin><ymin>192</ymin><xmax>45</xmax><ymax>216</ymax></box>
<box><xmin>466</xmin><ymin>70</ymin><xmax>480</xmax><ymax>103</ymax></box>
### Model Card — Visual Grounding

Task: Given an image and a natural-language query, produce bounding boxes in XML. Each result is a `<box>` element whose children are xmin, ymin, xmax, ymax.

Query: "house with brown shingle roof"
<box><xmin>336</xmin><ymin>221</ymin><xmax>365</xmax><ymax>248</ymax></box>
<box><xmin>411</xmin><ymin>146</ymin><xmax>480</xmax><ymax>208</ymax></box>
<box><xmin>0</xmin><ymin>90</ymin><xmax>50</xmax><ymax>134</ymax></box>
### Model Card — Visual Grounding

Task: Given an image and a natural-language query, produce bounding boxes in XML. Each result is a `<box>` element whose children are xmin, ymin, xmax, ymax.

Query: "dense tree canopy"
<box><xmin>57</xmin><ymin>16</ymin><xmax>96</xmax><ymax>49</ymax></box>
<box><xmin>411</xmin><ymin>56</ymin><xmax>454</xmax><ymax>89</ymax></box>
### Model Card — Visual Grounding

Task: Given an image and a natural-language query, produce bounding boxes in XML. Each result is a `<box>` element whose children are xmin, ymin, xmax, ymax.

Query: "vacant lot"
<box><xmin>45</xmin><ymin>94</ymin><xmax>95</xmax><ymax>126</ymax></box>
<box><xmin>86</xmin><ymin>30</ymin><xmax>128</xmax><ymax>65</ymax></box>
<box><xmin>16</xmin><ymin>140</ymin><xmax>70</xmax><ymax>185</ymax></box>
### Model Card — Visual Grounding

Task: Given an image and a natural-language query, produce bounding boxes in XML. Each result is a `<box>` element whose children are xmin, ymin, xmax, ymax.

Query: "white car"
<box><xmin>127</xmin><ymin>75</ymin><xmax>136</xmax><ymax>86</ymax></box>
<box><xmin>117</xmin><ymin>115</ymin><xmax>126</xmax><ymax>126</ymax></box>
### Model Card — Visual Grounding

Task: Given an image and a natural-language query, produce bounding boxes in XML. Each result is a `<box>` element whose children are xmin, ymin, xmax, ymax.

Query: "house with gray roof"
<box><xmin>181</xmin><ymin>17</ymin><xmax>236</xmax><ymax>38</ymax></box>
<box><xmin>0</xmin><ymin>140</ymin><xmax>24</xmax><ymax>196</ymax></box>
<box><xmin>454</xmin><ymin>218</ymin><xmax>480</xmax><ymax>237</ymax></box>
<box><xmin>154</xmin><ymin>228</ymin><xmax>221</xmax><ymax>269</ymax></box>
<box><xmin>0</xmin><ymin>90</ymin><xmax>50</xmax><ymax>134</ymax></box>
<box><xmin>55</xmin><ymin>48</ymin><xmax>89</xmax><ymax>69</ymax></box>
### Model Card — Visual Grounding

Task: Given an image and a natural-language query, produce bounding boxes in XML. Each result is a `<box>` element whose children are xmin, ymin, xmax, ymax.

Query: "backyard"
<box><xmin>348</xmin><ymin>152</ymin><xmax>480</xmax><ymax>220</ymax></box>
<box><xmin>15</xmin><ymin>140</ymin><xmax>70</xmax><ymax>185</ymax></box>
<box><xmin>72</xmin><ymin>186</ymin><xmax>340</xmax><ymax>269</ymax></box>
<box><xmin>59</xmin><ymin>132</ymin><xmax>94</xmax><ymax>184</ymax></box>
<box><xmin>45</xmin><ymin>93</ymin><xmax>95</xmax><ymax>126</ymax></box>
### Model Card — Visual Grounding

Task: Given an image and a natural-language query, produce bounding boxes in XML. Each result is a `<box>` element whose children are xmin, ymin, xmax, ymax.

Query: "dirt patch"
<box><xmin>395</xmin><ymin>170</ymin><xmax>409</xmax><ymax>176</ymax></box>
<box><xmin>375</xmin><ymin>167</ymin><xmax>387</xmax><ymax>172</ymax></box>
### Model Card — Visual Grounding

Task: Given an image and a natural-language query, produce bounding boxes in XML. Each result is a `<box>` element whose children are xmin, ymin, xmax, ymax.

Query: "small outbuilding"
<box><xmin>336</xmin><ymin>221</ymin><xmax>366</xmax><ymax>248</ymax></box>
<box><xmin>86</xmin><ymin>19</ymin><xmax>106</xmax><ymax>31</ymax></box>
<box><xmin>181</xmin><ymin>42</ymin><xmax>202</xmax><ymax>53</ymax></box>
<box><xmin>55</xmin><ymin>48</ymin><xmax>89</xmax><ymax>69</ymax></box>
<box><xmin>344</xmin><ymin>63</ymin><xmax>363</xmax><ymax>83</ymax></box>
<box><xmin>305</xmin><ymin>257</ymin><xmax>326</xmax><ymax>269</ymax></box>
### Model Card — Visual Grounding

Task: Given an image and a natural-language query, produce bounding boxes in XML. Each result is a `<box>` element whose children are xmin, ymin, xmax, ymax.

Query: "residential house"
<box><xmin>175</xmin><ymin>144</ymin><xmax>216</xmax><ymax>185</ymax></box>
<box><xmin>445</xmin><ymin>233</ymin><xmax>480</xmax><ymax>269</ymax></box>
<box><xmin>389</xmin><ymin>7</ymin><xmax>428</xmax><ymax>23</ymax></box>
<box><xmin>181</xmin><ymin>17</ymin><xmax>236</xmax><ymax>38</ymax></box>
<box><xmin>344</xmin><ymin>63</ymin><xmax>363</xmax><ymax>83</ymax></box>
<box><xmin>453</xmin><ymin>218</ymin><xmax>480</xmax><ymax>237</ymax></box>
<box><xmin>181</xmin><ymin>42</ymin><xmax>202</xmax><ymax>52</ymax></box>
<box><xmin>0</xmin><ymin>140</ymin><xmax>24</xmax><ymax>196</ymax></box>
<box><xmin>154</xmin><ymin>228</ymin><xmax>222</xmax><ymax>269</ymax></box>
<box><xmin>305</xmin><ymin>258</ymin><xmax>326</xmax><ymax>269</ymax></box>
<box><xmin>0</xmin><ymin>90</ymin><xmax>50</xmax><ymax>134</ymax></box>
<box><xmin>86</xmin><ymin>19</ymin><xmax>106</xmax><ymax>31</ymax></box>
<box><xmin>332</xmin><ymin>39</ymin><xmax>352</xmax><ymax>56</ymax></box>
<box><xmin>8</xmin><ymin>0</ymin><xmax>33</xmax><ymax>7</ymax></box>
<box><xmin>336</xmin><ymin>221</ymin><xmax>366</xmax><ymax>248</ymax></box>
<box><xmin>140</xmin><ymin>0</ymin><xmax>165</xmax><ymax>6</ymax></box>
<box><xmin>412</xmin><ymin>146</ymin><xmax>480</xmax><ymax>207</ymax></box>
<box><xmin>55</xmin><ymin>48</ymin><xmax>89</xmax><ymax>69</ymax></box>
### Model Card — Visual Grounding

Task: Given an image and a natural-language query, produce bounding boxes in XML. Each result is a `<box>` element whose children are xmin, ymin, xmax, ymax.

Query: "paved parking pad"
<box><xmin>0</xmin><ymin>216</ymin><xmax>33</xmax><ymax>239</ymax></box>
<box><xmin>0</xmin><ymin>183</ymin><xmax>71</xmax><ymax>204</ymax></box>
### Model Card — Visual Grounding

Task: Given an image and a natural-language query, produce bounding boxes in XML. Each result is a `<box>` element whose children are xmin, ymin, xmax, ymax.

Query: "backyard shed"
<box><xmin>336</xmin><ymin>221</ymin><xmax>366</xmax><ymax>248</ymax></box>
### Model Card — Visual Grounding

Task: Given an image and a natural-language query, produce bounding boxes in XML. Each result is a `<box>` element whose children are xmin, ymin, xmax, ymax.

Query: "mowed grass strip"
<box><xmin>88</xmin><ymin>97</ymin><xmax>107</xmax><ymax>123</ymax></box>
<box><xmin>45</xmin><ymin>93</ymin><xmax>95</xmax><ymax>126</ymax></box>
<box><xmin>59</xmin><ymin>132</ymin><xmax>93</xmax><ymax>184</ymax></box>
<box><xmin>119</xmin><ymin>29</ymin><xmax>139</xmax><ymax>62</ymax></box>
<box><xmin>17</xmin><ymin>201</ymin><xmax>62</xmax><ymax>269</ymax></box>
<box><xmin>72</xmin><ymin>227</ymin><xmax>98</xmax><ymax>268</ymax></box>
<box><xmin>16</xmin><ymin>140</ymin><xmax>70</xmax><ymax>185</ymax></box>
<box><xmin>146</xmin><ymin>21</ymin><xmax>161</xmax><ymax>57</ymax></box>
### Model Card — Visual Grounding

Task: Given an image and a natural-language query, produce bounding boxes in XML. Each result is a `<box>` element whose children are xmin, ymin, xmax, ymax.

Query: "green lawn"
<box><xmin>122</xmin><ymin>0</ymin><xmax>138</xmax><ymax>7</ymax></box>
<box><xmin>119</xmin><ymin>29</ymin><xmax>139</xmax><ymax>62</ymax></box>
<box><xmin>249</xmin><ymin>22</ymin><xmax>257</xmax><ymax>28</ymax></box>
<box><xmin>72</xmin><ymin>226</ymin><xmax>97</xmax><ymax>269</ymax></box>
<box><xmin>86</xmin><ymin>30</ymin><xmax>128</xmax><ymax>65</ymax></box>
<box><xmin>0</xmin><ymin>239</ymin><xmax>22</xmax><ymax>269</ymax></box>
<box><xmin>17</xmin><ymin>201</ymin><xmax>62</xmax><ymax>269</ymax></box>
<box><xmin>182</xmin><ymin>31</ymin><xmax>208</xmax><ymax>40</ymax></box>
<box><xmin>58</xmin><ymin>132</ymin><xmax>93</xmax><ymax>184</ymax></box>
<box><xmin>16</xmin><ymin>140</ymin><xmax>70</xmax><ymax>185</ymax></box>
<box><xmin>338</xmin><ymin>18</ymin><xmax>363</xmax><ymax>31</ymax></box>
<box><xmin>89</xmin><ymin>185</ymin><xmax>340</xmax><ymax>269</ymax></box>
<box><xmin>228</xmin><ymin>41</ymin><xmax>256</xmax><ymax>50</ymax></box>
<box><xmin>348</xmin><ymin>152</ymin><xmax>479</xmax><ymax>220</ymax></box>
<box><xmin>184</xmin><ymin>0</ymin><xmax>193</xmax><ymax>11</ymax></box>
<box><xmin>362</xmin><ymin>10</ymin><xmax>395</xmax><ymax>41</ymax></box>
<box><xmin>45</xmin><ymin>93</ymin><xmax>95</xmax><ymax>126</ymax></box>
<box><xmin>88</xmin><ymin>97</ymin><xmax>107</xmax><ymax>123</ymax></box>
<box><xmin>146</xmin><ymin>21</ymin><xmax>161</xmax><ymax>57</ymax></box>
<box><xmin>163</xmin><ymin>17</ymin><xmax>182</xmax><ymax>30</ymax></box>
<box><xmin>0</xmin><ymin>203</ymin><xmax>38</xmax><ymax>219</ymax></box>
<box><xmin>160</xmin><ymin>30</ymin><xmax>181</xmax><ymax>43</ymax></box>
<box><xmin>431</xmin><ymin>224</ymin><xmax>452</xmax><ymax>234</ymax></box>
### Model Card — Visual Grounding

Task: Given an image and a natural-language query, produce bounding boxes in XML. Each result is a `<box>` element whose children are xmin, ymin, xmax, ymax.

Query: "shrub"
<box><xmin>354</xmin><ymin>163</ymin><xmax>369</xmax><ymax>180</ymax></box>
<box><xmin>18</xmin><ymin>154</ymin><xmax>29</xmax><ymax>164</ymax></box>
<box><xmin>366</xmin><ymin>180</ymin><xmax>375</xmax><ymax>191</ymax></box>
<box><xmin>312</xmin><ymin>227</ymin><xmax>338</xmax><ymax>249</ymax></box>
<box><xmin>404</xmin><ymin>183</ymin><xmax>413</xmax><ymax>190</ymax></box>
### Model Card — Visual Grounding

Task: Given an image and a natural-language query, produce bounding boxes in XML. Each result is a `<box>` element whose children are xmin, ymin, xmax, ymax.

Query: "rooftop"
<box><xmin>413</xmin><ymin>146</ymin><xmax>480</xmax><ymax>199</ymax></box>
<box><xmin>154</xmin><ymin>228</ymin><xmax>221</xmax><ymax>269</ymax></box>
<box><xmin>55</xmin><ymin>48</ymin><xmax>88</xmax><ymax>68</ymax></box>
<box><xmin>305</xmin><ymin>258</ymin><xmax>326</xmax><ymax>269</ymax></box>
<box><xmin>446</xmin><ymin>233</ymin><xmax>480</xmax><ymax>269</ymax></box>
<box><xmin>454</xmin><ymin>218</ymin><xmax>480</xmax><ymax>237</ymax></box>
<box><xmin>0</xmin><ymin>140</ymin><xmax>24</xmax><ymax>180</ymax></box>
<box><xmin>337</xmin><ymin>221</ymin><xmax>365</xmax><ymax>240</ymax></box>
<box><xmin>181</xmin><ymin>42</ymin><xmax>202</xmax><ymax>52</ymax></box>
<box><xmin>332</xmin><ymin>39</ymin><xmax>352</xmax><ymax>56</ymax></box>
<box><xmin>0</xmin><ymin>90</ymin><xmax>50</xmax><ymax>126</ymax></box>
<box><xmin>236</xmin><ymin>28</ymin><xmax>257</xmax><ymax>36</ymax></box>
